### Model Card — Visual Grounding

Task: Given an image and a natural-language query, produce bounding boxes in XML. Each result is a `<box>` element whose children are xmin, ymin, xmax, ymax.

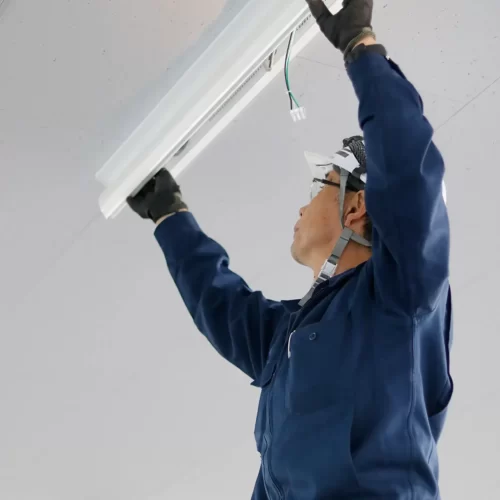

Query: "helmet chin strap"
<box><xmin>299</xmin><ymin>169</ymin><xmax>372</xmax><ymax>307</ymax></box>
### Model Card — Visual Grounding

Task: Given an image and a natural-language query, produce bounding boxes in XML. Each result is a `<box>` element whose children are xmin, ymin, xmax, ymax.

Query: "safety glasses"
<box><xmin>310</xmin><ymin>178</ymin><xmax>357</xmax><ymax>201</ymax></box>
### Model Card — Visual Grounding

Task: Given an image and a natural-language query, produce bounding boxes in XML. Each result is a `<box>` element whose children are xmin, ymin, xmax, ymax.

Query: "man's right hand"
<box><xmin>127</xmin><ymin>169</ymin><xmax>188</xmax><ymax>224</ymax></box>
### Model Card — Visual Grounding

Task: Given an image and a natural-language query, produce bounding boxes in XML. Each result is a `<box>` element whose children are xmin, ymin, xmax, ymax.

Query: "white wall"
<box><xmin>1</xmin><ymin>0</ymin><xmax>499</xmax><ymax>498</ymax></box>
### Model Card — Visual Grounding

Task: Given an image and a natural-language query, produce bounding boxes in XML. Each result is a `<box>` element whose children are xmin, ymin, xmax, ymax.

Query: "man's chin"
<box><xmin>291</xmin><ymin>242</ymin><xmax>304</xmax><ymax>265</ymax></box>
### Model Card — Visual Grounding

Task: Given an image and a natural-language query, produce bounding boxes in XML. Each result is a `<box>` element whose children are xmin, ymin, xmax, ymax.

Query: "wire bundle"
<box><xmin>285</xmin><ymin>31</ymin><xmax>306</xmax><ymax>122</ymax></box>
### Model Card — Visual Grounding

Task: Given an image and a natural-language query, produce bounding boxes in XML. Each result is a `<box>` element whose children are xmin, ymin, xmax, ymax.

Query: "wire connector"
<box><xmin>290</xmin><ymin>107</ymin><xmax>307</xmax><ymax>122</ymax></box>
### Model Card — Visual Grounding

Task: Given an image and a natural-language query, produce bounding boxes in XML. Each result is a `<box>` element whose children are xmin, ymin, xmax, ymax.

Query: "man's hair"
<box><xmin>343</xmin><ymin>135</ymin><xmax>371</xmax><ymax>242</ymax></box>
<box><xmin>364</xmin><ymin>213</ymin><xmax>373</xmax><ymax>243</ymax></box>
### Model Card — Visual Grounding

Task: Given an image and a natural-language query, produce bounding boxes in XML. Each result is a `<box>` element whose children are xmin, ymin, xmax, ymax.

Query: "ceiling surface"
<box><xmin>1</xmin><ymin>1</ymin><xmax>499</xmax><ymax>499</ymax></box>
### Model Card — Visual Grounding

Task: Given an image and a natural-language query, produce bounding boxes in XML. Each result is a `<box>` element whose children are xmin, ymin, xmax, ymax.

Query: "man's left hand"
<box><xmin>305</xmin><ymin>0</ymin><xmax>374</xmax><ymax>57</ymax></box>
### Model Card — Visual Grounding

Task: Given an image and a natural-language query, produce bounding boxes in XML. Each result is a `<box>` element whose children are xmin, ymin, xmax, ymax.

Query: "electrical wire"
<box><xmin>284</xmin><ymin>33</ymin><xmax>294</xmax><ymax>109</ymax></box>
<box><xmin>284</xmin><ymin>31</ymin><xmax>301</xmax><ymax>110</ymax></box>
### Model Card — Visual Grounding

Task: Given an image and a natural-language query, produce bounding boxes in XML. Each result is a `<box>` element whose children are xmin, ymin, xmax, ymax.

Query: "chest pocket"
<box><xmin>285</xmin><ymin>318</ymin><xmax>354</xmax><ymax>415</ymax></box>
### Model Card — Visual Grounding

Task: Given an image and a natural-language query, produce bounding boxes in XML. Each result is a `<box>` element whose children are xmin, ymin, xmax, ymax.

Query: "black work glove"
<box><xmin>127</xmin><ymin>169</ymin><xmax>188</xmax><ymax>223</ymax></box>
<box><xmin>305</xmin><ymin>0</ymin><xmax>374</xmax><ymax>58</ymax></box>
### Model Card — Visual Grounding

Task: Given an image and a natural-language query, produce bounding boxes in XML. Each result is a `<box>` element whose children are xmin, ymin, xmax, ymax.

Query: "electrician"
<box><xmin>128</xmin><ymin>1</ymin><xmax>453</xmax><ymax>498</ymax></box>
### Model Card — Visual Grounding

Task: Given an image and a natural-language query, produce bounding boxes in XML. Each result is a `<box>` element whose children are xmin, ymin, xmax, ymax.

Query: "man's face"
<box><xmin>291</xmin><ymin>171</ymin><xmax>343</xmax><ymax>268</ymax></box>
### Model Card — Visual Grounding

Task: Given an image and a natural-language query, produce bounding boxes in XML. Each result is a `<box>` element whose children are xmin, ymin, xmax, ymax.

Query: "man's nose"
<box><xmin>299</xmin><ymin>205</ymin><xmax>307</xmax><ymax>217</ymax></box>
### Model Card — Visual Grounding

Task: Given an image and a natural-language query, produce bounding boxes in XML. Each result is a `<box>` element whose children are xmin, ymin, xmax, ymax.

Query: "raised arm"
<box><xmin>347</xmin><ymin>40</ymin><xmax>450</xmax><ymax>314</ymax></box>
<box><xmin>128</xmin><ymin>170</ymin><xmax>288</xmax><ymax>383</ymax></box>
<box><xmin>306</xmin><ymin>0</ymin><xmax>450</xmax><ymax>314</ymax></box>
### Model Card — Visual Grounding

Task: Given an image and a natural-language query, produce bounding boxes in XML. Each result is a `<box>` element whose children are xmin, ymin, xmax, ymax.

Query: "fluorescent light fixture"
<box><xmin>96</xmin><ymin>0</ymin><xmax>341</xmax><ymax>219</ymax></box>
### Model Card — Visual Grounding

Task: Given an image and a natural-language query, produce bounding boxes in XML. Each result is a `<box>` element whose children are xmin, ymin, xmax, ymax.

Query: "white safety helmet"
<box><xmin>299</xmin><ymin>136</ymin><xmax>447</xmax><ymax>306</ymax></box>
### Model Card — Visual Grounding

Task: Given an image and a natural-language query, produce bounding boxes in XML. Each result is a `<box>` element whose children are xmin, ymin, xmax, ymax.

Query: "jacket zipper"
<box><xmin>262</xmin><ymin>434</ymin><xmax>280</xmax><ymax>498</ymax></box>
<box><xmin>264</xmin><ymin>283</ymin><xmax>343</xmax><ymax>496</ymax></box>
<box><xmin>264</xmin><ymin>288</ymin><xmax>332</xmax><ymax>497</ymax></box>
<box><xmin>264</xmin><ymin>331</ymin><xmax>293</xmax><ymax>499</ymax></box>
<box><xmin>266</xmin><ymin>389</ymin><xmax>283</xmax><ymax>499</ymax></box>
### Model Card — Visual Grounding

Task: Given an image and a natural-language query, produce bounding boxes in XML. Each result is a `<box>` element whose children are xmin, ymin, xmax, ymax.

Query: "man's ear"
<box><xmin>344</xmin><ymin>190</ymin><xmax>367</xmax><ymax>228</ymax></box>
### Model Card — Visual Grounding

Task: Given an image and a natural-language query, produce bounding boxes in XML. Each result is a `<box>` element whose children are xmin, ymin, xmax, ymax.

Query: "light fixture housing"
<box><xmin>96</xmin><ymin>0</ymin><xmax>341</xmax><ymax>219</ymax></box>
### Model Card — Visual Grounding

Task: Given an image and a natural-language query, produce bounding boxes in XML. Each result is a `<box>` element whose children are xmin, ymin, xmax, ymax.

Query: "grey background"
<box><xmin>1</xmin><ymin>0</ymin><xmax>499</xmax><ymax>499</ymax></box>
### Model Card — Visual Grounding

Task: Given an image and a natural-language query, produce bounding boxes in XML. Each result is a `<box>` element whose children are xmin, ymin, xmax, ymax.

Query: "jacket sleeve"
<box><xmin>347</xmin><ymin>52</ymin><xmax>450</xmax><ymax>315</ymax></box>
<box><xmin>154</xmin><ymin>211</ymin><xmax>287</xmax><ymax>382</ymax></box>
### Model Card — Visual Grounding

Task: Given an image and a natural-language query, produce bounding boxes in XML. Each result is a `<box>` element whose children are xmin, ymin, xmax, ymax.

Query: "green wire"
<box><xmin>285</xmin><ymin>44</ymin><xmax>301</xmax><ymax>109</ymax></box>
<box><xmin>285</xmin><ymin>65</ymin><xmax>300</xmax><ymax>107</ymax></box>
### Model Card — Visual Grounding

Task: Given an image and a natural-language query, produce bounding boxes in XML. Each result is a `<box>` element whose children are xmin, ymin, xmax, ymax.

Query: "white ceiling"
<box><xmin>1</xmin><ymin>0</ymin><xmax>499</xmax><ymax>499</ymax></box>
